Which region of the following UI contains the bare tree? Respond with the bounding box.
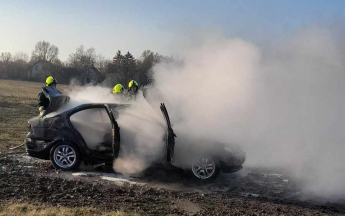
[95,54,110,73]
[0,52,12,63]
[67,45,97,70]
[0,52,30,80]
[31,41,59,63]
[13,52,29,62]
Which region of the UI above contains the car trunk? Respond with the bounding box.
[27,87,70,140]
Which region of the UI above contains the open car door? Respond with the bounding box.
[42,86,70,116]
[105,104,121,159]
[160,103,176,163]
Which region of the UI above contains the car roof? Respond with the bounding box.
[43,103,131,118]
[69,103,131,111]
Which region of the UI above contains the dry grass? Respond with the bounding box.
[0,202,139,216]
[0,79,69,152]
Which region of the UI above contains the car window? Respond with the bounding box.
[70,108,112,150]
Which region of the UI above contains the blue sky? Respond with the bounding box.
[0,0,344,60]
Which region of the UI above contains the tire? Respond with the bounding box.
[190,156,220,181]
[50,143,82,171]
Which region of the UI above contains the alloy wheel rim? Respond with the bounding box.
[53,145,76,168]
[192,157,216,179]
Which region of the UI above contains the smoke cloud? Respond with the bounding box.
[62,25,345,201]
[113,95,166,176]
[151,25,345,200]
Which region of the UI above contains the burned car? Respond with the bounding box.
[26,87,245,180]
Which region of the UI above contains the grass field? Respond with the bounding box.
[0,79,69,152]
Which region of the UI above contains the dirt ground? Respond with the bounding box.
[1,79,345,215]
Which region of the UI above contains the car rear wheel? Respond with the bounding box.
[50,143,81,171]
[191,156,220,180]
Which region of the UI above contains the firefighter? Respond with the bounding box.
[128,80,139,100]
[38,76,57,116]
[112,84,124,95]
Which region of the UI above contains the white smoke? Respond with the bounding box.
[60,25,345,200]
[151,26,345,200]
[153,37,259,143]
[113,95,166,176]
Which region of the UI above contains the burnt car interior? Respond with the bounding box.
[66,104,121,164]
[70,108,113,151]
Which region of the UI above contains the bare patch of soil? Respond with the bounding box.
[2,153,345,215]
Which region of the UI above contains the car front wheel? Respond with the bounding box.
[191,156,220,180]
[50,143,81,171]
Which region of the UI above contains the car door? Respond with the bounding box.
[160,103,176,163]
[104,104,121,159]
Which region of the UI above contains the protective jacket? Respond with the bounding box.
[38,91,50,110]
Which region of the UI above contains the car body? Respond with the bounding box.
[26,87,245,180]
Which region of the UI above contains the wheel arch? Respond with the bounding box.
[47,138,85,159]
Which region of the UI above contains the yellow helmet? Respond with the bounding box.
[113,84,124,94]
[128,80,138,88]
[46,76,57,86]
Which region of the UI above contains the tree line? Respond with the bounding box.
[0,40,174,87]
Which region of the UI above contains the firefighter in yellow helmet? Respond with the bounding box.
[38,76,57,116]
[128,80,138,92]
[112,84,124,94]
[127,80,139,100]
